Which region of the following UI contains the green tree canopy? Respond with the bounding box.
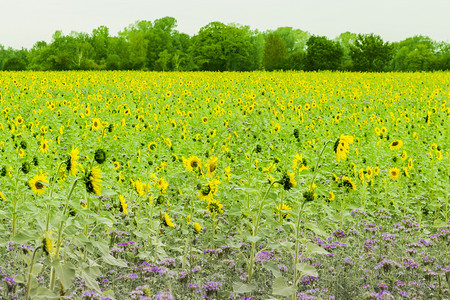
[305,36,343,71]
[350,34,393,72]
[263,33,287,71]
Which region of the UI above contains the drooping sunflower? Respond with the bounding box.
[119,195,128,215]
[389,167,400,180]
[84,166,102,195]
[389,140,403,150]
[29,170,49,195]
[327,191,335,202]
[339,176,356,191]
[66,146,80,176]
[42,233,54,257]
[279,172,297,191]
[206,156,218,177]
[194,222,202,233]
[164,212,176,228]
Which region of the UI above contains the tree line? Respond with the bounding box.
[1,16,449,72]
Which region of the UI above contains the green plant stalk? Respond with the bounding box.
[246,149,254,210]
[247,181,274,283]
[181,235,190,269]
[12,167,20,238]
[25,246,42,300]
[49,177,79,291]
[45,162,65,232]
[292,141,329,299]
[279,189,284,224]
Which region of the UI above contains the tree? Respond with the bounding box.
[305,36,343,71]
[405,44,435,71]
[263,33,287,71]
[2,57,27,70]
[190,22,253,71]
[350,34,393,72]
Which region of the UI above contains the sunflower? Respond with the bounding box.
[430,143,438,152]
[66,146,80,176]
[366,166,373,179]
[279,172,296,191]
[119,195,128,215]
[0,191,7,201]
[39,139,49,154]
[339,176,356,191]
[194,222,202,233]
[402,167,410,178]
[408,158,413,170]
[327,191,335,201]
[148,142,157,151]
[18,148,25,157]
[29,170,49,195]
[276,203,292,219]
[42,233,54,257]
[92,118,102,131]
[156,177,169,193]
[164,212,175,228]
[202,117,208,124]
[273,123,281,133]
[389,167,400,180]
[206,199,224,215]
[206,156,218,177]
[401,150,408,161]
[389,140,403,150]
[374,166,380,175]
[16,114,24,125]
[198,179,220,201]
[184,156,202,172]
[292,153,309,173]
[84,166,102,195]
[435,150,443,160]
[113,161,120,170]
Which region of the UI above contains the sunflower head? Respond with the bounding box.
[278,172,296,191]
[163,212,176,228]
[42,234,54,257]
[389,140,403,150]
[29,170,49,195]
[389,167,400,180]
[84,166,102,195]
[21,162,30,174]
[339,176,356,191]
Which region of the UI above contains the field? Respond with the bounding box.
[0,71,449,299]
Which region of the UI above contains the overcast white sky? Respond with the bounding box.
[1,0,449,49]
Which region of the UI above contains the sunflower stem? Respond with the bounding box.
[50,177,79,292]
[25,246,42,300]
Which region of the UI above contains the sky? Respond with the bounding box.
[1,0,449,49]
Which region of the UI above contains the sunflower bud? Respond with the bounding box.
[303,190,315,202]
[94,149,106,164]
[21,162,30,174]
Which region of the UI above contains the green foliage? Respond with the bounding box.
[2,57,27,70]
[350,34,393,72]
[305,36,343,71]
[263,33,287,71]
[190,22,253,71]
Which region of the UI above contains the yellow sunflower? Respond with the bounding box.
[119,195,128,215]
[67,146,80,176]
[184,156,202,172]
[164,212,176,228]
[39,139,50,154]
[389,167,400,180]
[85,166,102,195]
[206,156,218,177]
[92,118,102,131]
[29,170,49,195]
[389,140,403,150]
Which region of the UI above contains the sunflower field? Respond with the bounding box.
[0,71,449,299]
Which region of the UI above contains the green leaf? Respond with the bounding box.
[30,286,58,299]
[263,261,282,278]
[55,262,75,289]
[102,253,127,267]
[14,274,25,284]
[31,263,43,276]
[232,281,257,294]
[305,223,327,237]
[80,270,101,292]
[272,277,296,297]
[12,231,40,243]
[305,242,328,255]
[296,263,318,278]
